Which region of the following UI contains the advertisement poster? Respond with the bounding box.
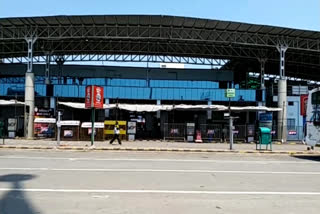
[85,86,104,109]
[34,123,55,137]
[300,94,308,116]
[88,128,97,136]
[93,86,104,109]
[85,86,92,109]
[63,130,73,138]
[8,118,17,131]
[127,122,136,134]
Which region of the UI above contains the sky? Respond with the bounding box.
[0,0,319,31]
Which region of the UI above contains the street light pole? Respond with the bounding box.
[228,97,233,150]
[91,107,95,146]
[57,111,61,146]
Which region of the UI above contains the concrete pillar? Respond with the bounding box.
[24,37,37,139]
[246,111,250,124]
[25,72,35,139]
[105,98,110,118]
[277,44,288,143]
[156,100,161,119]
[44,54,51,108]
[277,79,287,142]
[259,58,267,106]
[207,101,212,120]
[50,97,56,111]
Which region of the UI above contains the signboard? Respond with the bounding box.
[259,113,273,130]
[7,118,17,131]
[300,94,308,116]
[127,121,136,134]
[34,107,54,117]
[34,118,56,123]
[225,89,236,98]
[63,130,73,138]
[81,122,104,128]
[85,86,104,109]
[288,130,297,135]
[60,121,80,126]
[186,123,195,135]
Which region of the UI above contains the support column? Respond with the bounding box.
[259,58,267,106]
[56,56,65,84]
[24,37,37,139]
[44,53,51,108]
[156,100,161,119]
[257,58,267,129]
[105,98,110,118]
[277,45,288,143]
[207,101,212,120]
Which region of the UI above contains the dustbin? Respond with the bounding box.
[0,121,4,138]
[257,127,272,150]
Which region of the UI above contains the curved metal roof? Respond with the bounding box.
[0,15,319,78]
[1,15,319,39]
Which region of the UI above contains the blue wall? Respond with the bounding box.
[0,77,257,102]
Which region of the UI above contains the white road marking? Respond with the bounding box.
[0,156,317,164]
[91,195,110,199]
[0,167,319,175]
[0,188,319,195]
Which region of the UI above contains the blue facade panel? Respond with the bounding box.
[0,77,257,102]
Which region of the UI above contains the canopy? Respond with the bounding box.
[58,102,281,112]
[0,99,24,106]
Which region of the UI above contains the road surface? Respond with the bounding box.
[0,150,319,213]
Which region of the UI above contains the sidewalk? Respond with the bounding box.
[0,139,318,155]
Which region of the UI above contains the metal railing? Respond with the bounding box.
[163,123,186,141]
[163,123,304,143]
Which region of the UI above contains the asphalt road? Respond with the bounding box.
[0,150,319,214]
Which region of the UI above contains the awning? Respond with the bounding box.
[58,101,281,112]
[34,118,56,123]
[0,99,24,106]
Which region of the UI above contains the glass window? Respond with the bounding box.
[287,119,295,129]
[312,91,320,105]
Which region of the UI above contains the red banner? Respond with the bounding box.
[85,86,104,109]
[85,86,92,108]
[93,86,104,109]
[300,94,308,116]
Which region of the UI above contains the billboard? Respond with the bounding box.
[85,86,104,109]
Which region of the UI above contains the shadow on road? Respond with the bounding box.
[293,155,320,162]
[0,174,40,214]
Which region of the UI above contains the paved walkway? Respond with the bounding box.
[0,138,317,154]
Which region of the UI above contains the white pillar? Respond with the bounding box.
[105,98,110,118]
[44,54,51,108]
[24,37,37,139]
[25,72,35,139]
[277,45,288,143]
[278,79,287,142]
[157,100,161,119]
[207,101,212,120]
[259,58,267,106]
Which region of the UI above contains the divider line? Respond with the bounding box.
[0,167,319,175]
[0,156,317,164]
[0,188,319,195]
